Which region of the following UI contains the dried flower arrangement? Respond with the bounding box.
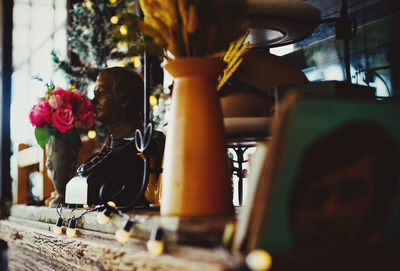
[137,0,249,59]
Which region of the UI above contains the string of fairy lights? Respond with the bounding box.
[52,201,272,270]
[53,202,166,256]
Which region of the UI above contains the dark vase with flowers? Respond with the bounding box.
[46,135,80,206]
[29,86,95,207]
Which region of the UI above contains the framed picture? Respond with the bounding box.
[234,92,400,260]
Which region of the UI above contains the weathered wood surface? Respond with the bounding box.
[0,218,230,271]
[10,205,236,246]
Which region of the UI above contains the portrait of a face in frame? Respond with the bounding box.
[256,98,400,258]
[289,121,399,253]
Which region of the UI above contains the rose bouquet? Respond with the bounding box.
[29,86,95,148]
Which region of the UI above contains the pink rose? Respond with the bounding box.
[53,87,68,99]
[77,97,94,112]
[76,97,95,129]
[78,111,95,129]
[29,98,52,126]
[48,95,63,109]
[84,115,94,129]
[67,89,82,103]
[51,103,74,133]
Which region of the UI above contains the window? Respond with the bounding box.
[11,0,67,190]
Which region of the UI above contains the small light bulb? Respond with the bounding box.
[53,217,63,235]
[66,218,77,238]
[118,41,128,51]
[149,95,158,107]
[53,226,62,235]
[87,130,96,139]
[118,60,125,67]
[245,249,272,271]
[147,227,164,255]
[96,206,114,225]
[115,229,130,243]
[147,240,164,256]
[130,56,142,68]
[109,0,117,3]
[115,220,134,243]
[222,222,235,247]
[120,25,128,35]
[85,1,93,8]
[110,16,119,24]
[66,227,77,238]
[96,212,110,225]
[107,201,116,208]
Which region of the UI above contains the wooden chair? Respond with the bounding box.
[14,138,99,205]
[14,144,53,204]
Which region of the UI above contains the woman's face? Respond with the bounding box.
[93,73,122,125]
[292,155,376,251]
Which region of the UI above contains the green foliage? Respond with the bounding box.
[111,9,164,59]
[51,52,100,90]
[34,126,51,149]
[53,0,162,90]
[35,125,82,149]
[67,0,120,68]
[53,0,127,88]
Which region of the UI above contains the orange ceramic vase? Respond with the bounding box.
[161,58,234,216]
